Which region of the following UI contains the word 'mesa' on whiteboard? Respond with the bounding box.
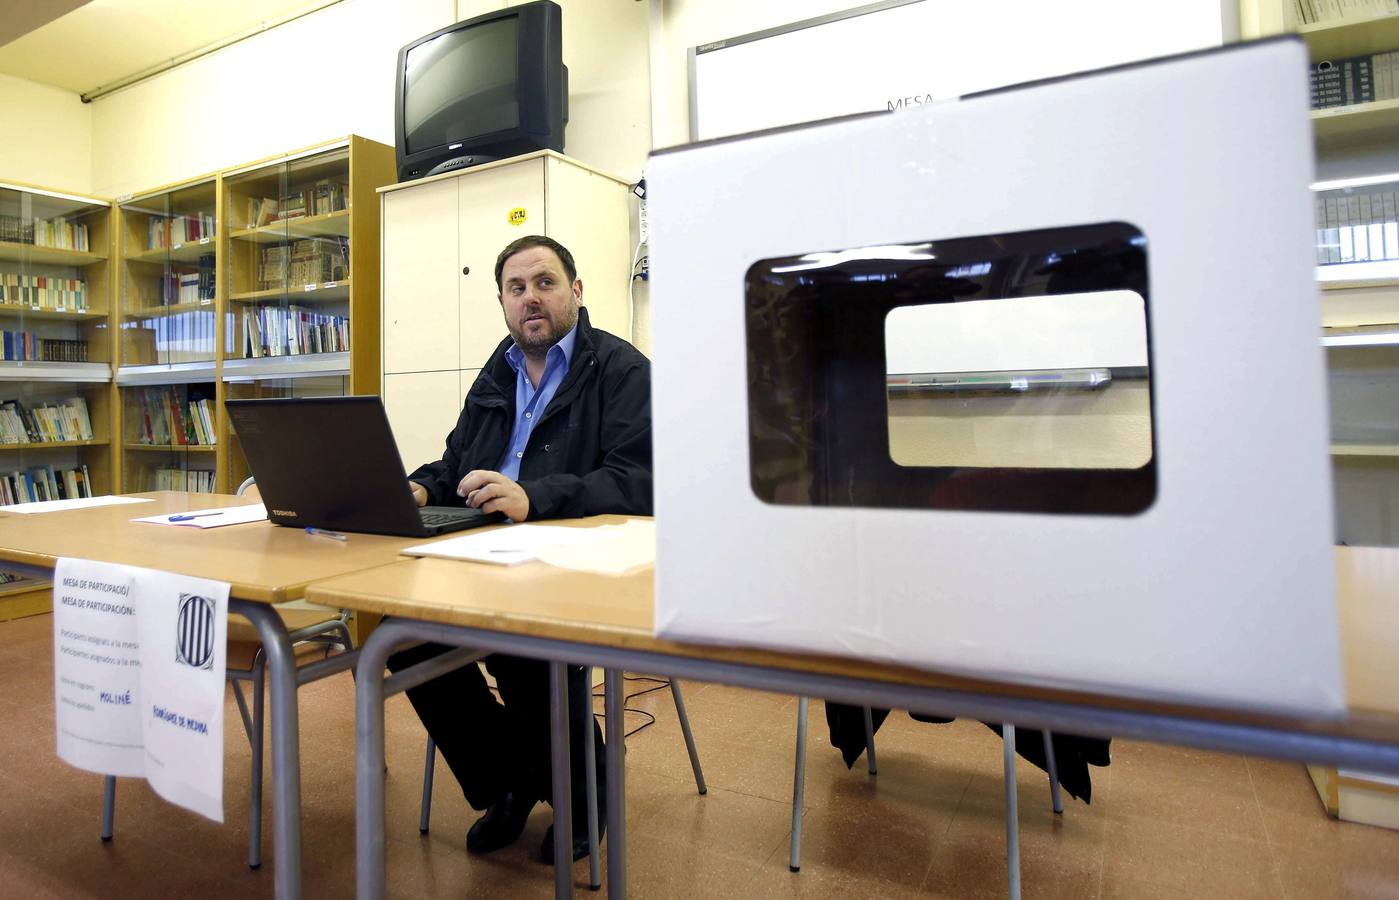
[690,0,1227,142]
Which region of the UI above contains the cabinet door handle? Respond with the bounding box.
[462,266,470,276]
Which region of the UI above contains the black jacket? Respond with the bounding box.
[408,307,653,519]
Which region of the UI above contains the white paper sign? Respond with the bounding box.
[53,559,229,822]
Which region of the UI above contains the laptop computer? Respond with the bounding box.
[224,396,502,537]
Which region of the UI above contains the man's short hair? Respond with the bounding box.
[494,235,577,290]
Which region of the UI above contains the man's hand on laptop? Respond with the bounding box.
[409,482,429,507]
[458,470,530,522]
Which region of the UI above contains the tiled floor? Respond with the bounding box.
[2,610,1398,898]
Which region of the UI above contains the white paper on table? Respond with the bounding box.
[131,503,267,529]
[402,523,617,566]
[535,520,657,575]
[52,558,228,823]
[2,495,154,514]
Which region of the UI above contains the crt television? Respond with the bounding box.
[394,0,568,183]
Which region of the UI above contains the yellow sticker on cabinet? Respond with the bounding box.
[508,207,528,226]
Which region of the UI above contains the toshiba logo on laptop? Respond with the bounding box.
[271,509,298,518]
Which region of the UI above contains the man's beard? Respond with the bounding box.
[510,304,578,355]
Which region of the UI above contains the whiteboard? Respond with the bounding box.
[690,0,1228,142]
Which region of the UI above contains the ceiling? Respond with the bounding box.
[0,0,338,97]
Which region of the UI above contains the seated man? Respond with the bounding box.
[389,234,652,862]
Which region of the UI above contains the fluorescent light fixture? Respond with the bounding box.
[1311,172,1399,192]
[1321,330,1399,347]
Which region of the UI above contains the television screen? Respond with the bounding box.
[403,17,519,156]
[394,0,566,183]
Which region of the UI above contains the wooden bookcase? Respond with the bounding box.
[0,181,118,506]
[109,136,394,494]
[1243,0,1399,829]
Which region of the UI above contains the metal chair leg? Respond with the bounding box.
[1043,730,1063,815]
[789,697,808,872]
[101,775,116,842]
[670,680,707,794]
[1004,724,1021,900]
[419,738,436,834]
[249,655,265,870]
[862,706,878,775]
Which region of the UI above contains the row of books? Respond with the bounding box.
[126,309,216,362]
[1,333,89,363]
[1310,52,1399,109]
[128,387,216,447]
[1314,189,1399,264]
[243,304,350,358]
[1,465,95,505]
[0,215,92,250]
[245,179,349,227]
[256,238,349,291]
[0,397,95,444]
[1292,0,1398,25]
[145,467,214,493]
[0,272,88,311]
[146,213,214,251]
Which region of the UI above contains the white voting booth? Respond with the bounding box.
[649,38,1346,715]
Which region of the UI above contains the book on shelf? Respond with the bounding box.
[0,272,88,310]
[1,332,88,363]
[148,467,214,493]
[146,212,215,251]
[1315,184,1399,265]
[1307,48,1399,110]
[245,179,348,229]
[255,238,349,290]
[1,464,95,504]
[129,387,215,447]
[0,214,90,250]
[243,303,349,358]
[1293,0,1399,26]
[0,396,94,444]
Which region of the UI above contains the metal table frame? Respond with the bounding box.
[7,558,353,900]
[354,617,1399,900]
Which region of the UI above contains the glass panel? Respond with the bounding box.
[120,181,217,366]
[223,375,349,488]
[224,148,351,361]
[884,291,1151,470]
[1,380,112,502]
[122,382,217,492]
[1,186,112,365]
[1328,344,1399,547]
[1314,177,1399,287]
[745,222,1155,516]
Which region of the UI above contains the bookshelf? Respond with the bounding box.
[1244,0,1399,831]
[219,136,394,492]
[0,182,117,513]
[107,136,393,494]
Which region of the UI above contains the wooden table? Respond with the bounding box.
[0,491,443,900]
[305,520,1399,900]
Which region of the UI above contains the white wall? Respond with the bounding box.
[0,73,92,194]
[88,0,651,197]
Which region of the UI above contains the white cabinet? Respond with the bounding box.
[380,151,634,469]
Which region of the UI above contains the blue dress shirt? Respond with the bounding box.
[496,322,579,481]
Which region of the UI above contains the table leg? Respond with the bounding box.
[604,668,626,899]
[550,663,574,898]
[354,624,396,900]
[230,599,301,900]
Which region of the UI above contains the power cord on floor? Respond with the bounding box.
[593,674,671,739]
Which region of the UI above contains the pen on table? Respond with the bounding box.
[305,527,348,542]
[168,512,222,522]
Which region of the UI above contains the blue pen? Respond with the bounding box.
[168,512,221,522]
[306,527,348,542]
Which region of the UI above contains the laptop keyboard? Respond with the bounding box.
[420,508,490,527]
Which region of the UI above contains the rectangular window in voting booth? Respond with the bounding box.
[745,221,1154,515]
